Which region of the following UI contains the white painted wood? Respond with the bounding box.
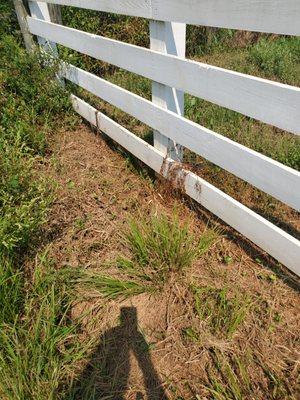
[30,0,300,36]
[63,64,300,211]
[13,0,36,52]
[27,18,300,135]
[150,21,186,161]
[28,1,58,56]
[71,94,300,276]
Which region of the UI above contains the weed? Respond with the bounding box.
[0,0,18,37]
[191,286,250,338]
[206,350,251,400]
[74,218,86,231]
[205,349,292,400]
[223,256,233,265]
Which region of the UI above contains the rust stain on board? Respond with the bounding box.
[160,157,203,199]
[160,158,188,192]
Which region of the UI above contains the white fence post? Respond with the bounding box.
[150,21,186,162]
[28,1,58,56]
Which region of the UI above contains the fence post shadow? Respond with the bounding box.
[67,307,168,400]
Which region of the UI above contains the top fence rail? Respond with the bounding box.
[31,0,300,36]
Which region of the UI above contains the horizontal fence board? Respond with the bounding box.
[63,64,300,211]
[31,0,300,35]
[71,94,300,276]
[28,17,300,134]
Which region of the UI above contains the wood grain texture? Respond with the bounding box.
[30,0,300,35]
[13,0,36,52]
[71,94,300,276]
[63,64,300,211]
[28,18,300,135]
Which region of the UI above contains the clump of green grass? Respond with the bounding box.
[117,212,218,288]
[0,160,49,257]
[187,286,250,339]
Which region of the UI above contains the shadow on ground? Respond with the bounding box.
[66,307,168,400]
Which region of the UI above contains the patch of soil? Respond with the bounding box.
[41,123,299,399]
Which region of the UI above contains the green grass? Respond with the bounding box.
[68,268,149,299]
[0,258,24,326]
[184,94,300,171]
[205,350,291,400]
[0,34,75,260]
[249,37,300,86]
[187,286,250,339]
[59,9,300,180]
[207,353,247,400]
[0,261,94,400]
[73,61,299,171]
[116,212,218,288]
[1,4,299,398]
[0,5,82,398]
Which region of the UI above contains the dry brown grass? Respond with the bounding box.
[36,122,300,399]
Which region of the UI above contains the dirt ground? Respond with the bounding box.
[41,123,299,399]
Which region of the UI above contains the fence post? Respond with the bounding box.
[48,4,62,25]
[27,1,58,56]
[13,0,36,52]
[150,21,186,162]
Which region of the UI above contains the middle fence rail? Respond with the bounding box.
[26,0,300,276]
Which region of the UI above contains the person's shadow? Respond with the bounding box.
[66,307,168,400]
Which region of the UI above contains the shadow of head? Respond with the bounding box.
[120,306,138,329]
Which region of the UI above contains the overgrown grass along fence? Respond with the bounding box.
[21,0,300,276]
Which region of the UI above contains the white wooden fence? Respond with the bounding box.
[23,0,300,276]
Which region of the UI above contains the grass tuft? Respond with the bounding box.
[206,350,250,400]
[67,268,149,300]
[117,212,218,288]
[190,286,250,339]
